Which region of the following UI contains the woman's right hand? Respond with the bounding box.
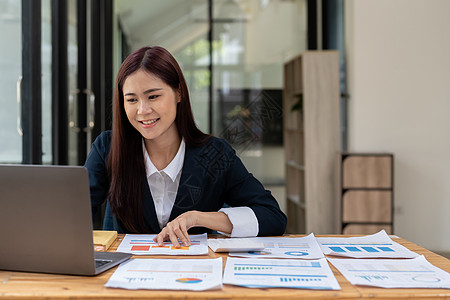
[153,210,233,247]
[153,211,199,247]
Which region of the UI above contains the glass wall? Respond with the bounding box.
[114,0,307,211]
[114,0,210,132]
[68,0,78,165]
[42,0,52,164]
[0,0,53,164]
[211,0,306,194]
[0,0,22,163]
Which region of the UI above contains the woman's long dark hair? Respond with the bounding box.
[108,46,210,232]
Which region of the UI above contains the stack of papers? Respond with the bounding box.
[105,258,222,291]
[317,230,418,258]
[223,257,340,290]
[227,233,324,259]
[116,233,208,256]
[106,230,450,291]
[208,238,265,253]
[328,255,450,289]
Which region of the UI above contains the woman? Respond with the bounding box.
[85,46,286,247]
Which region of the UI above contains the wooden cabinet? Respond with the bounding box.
[283,51,341,234]
[339,153,394,234]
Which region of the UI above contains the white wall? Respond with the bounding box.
[345,0,450,252]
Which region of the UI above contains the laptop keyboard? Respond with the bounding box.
[95,259,112,268]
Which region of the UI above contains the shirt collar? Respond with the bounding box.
[142,138,185,182]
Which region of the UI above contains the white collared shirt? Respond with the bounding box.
[142,139,258,237]
[143,139,185,230]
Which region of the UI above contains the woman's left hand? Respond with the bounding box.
[153,211,199,248]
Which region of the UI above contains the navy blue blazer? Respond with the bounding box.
[84,131,287,235]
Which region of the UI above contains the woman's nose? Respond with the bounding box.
[137,99,153,114]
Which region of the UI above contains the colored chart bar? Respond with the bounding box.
[345,247,362,252]
[280,277,323,282]
[378,247,395,252]
[131,245,151,251]
[171,246,190,250]
[234,266,272,271]
[329,247,346,253]
[361,247,379,252]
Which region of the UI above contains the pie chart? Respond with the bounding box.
[284,251,308,256]
[176,278,203,284]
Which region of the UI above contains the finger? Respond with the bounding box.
[173,223,190,246]
[168,229,181,248]
[183,231,191,246]
[178,219,192,246]
[153,228,167,246]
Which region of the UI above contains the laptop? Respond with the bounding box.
[0,164,131,276]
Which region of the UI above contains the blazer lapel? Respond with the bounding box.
[170,145,204,220]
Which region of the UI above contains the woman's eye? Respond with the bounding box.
[149,95,159,100]
[126,98,137,103]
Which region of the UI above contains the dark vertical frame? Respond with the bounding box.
[103,0,113,132]
[390,154,394,234]
[91,0,113,229]
[22,0,42,164]
[307,0,317,50]
[322,0,347,151]
[51,0,68,165]
[77,0,88,165]
[91,0,113,141]
[208,0,213,134]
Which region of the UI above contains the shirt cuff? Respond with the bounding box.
[218,206,259,237]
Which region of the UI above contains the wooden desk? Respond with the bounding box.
[1,235,449,299]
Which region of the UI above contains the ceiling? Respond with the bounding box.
[115,0,209,52]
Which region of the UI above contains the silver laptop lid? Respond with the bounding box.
[0,164,97,275]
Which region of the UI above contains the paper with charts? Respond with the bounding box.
[223,257,340,290]
[105,258,222,291]
[227,233,324,259]
[328,255,450,289]
[117,233,208,255]
[316,230,418,258]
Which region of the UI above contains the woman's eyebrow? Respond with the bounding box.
[143,88,163,94]
[124,88,162,97]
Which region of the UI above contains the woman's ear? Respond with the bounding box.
[177,88,182,103]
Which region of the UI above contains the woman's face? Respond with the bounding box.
[123,69,180,143]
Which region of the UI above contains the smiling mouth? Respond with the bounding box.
[140,118,159,125]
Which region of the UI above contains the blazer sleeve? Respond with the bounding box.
[84,131,111,217]
[221,141,287,236]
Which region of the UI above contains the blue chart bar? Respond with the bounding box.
[378,247,395,252]
[280,277,323,282]
[361,247,379,252]
[345,247,362,252]
[310,262,320,267]
[130,240,154,243]
[329,247,346,253]
[330,247,347,252]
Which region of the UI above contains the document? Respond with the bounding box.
[317,230,418,258]
[208,238,265,252]
[223,257,340,290]
[105,258,223,291]
[228,233,325,259]
[328,255,450,289]
[117,233,208,255]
